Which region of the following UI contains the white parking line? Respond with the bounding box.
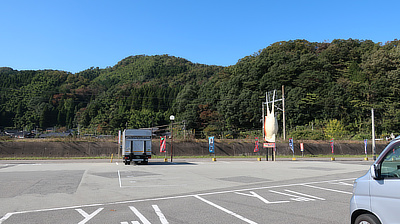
[76,208,104,224]
[235,191,290,204]
[302,184,353,194]
[118,170,122,188]
[152,205,169,224]
[284,189,325,200]
[194,195,258,224]
[330,181,354,186]
[129,206,151,224]
[0,178,355,223]
[269,189,325,202]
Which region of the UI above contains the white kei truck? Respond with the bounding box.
[122,129,152,165]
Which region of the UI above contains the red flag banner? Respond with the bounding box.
[160,136,166,152]
[254,137,259,152]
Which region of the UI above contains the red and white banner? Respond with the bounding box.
[263,142,276,148]
[160,136,166,152]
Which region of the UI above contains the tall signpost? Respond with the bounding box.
[170,115,175,163]
[330,138,335,161]
[282,85,286,141]
[372,108,376,160]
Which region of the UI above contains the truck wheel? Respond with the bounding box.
[142,160,148,165]
[355,214,381,224]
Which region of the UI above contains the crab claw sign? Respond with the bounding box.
[264,93,278,143]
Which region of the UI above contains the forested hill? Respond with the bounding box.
[1,39,400,140]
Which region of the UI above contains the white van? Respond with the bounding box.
[350,139,400,224]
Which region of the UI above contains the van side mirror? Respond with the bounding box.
[370,164,381,179]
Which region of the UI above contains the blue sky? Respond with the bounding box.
[1,0,399,73]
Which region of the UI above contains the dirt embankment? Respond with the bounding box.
[0,140,388,157]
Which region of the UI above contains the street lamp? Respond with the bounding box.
[170,115,175,162]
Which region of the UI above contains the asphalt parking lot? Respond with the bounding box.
[0,158,372,224]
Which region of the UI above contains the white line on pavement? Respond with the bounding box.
[284,189,325,200]
[234,191,290,204]
[118,170,122,188]
[330,181,354,186]
[194,195,258,224]
[152,205,169,224]
[0,177,356,223]
[302,184,353,194]
[129,206,151,224]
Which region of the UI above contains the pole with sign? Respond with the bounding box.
[170,115,175,163]
[330,138,335,161]
[118,130,122,158]
[209,136,216,161]
[263,142,276,161]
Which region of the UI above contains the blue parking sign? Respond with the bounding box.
[289,138,294,153]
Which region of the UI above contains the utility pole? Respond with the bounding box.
[170,115,175,163]
[371,108,376,160]
[262,103,264,139]
[282,85,286,140]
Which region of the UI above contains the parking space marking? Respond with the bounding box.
[330,181,354,186]
[234,191,290,204]
[118,170,122,187]
[0,178,356,223]
[120,205,169,224]
[152,205,169,224]
[0,203,105,224]
[129,206,151,224]
[194,195,258,224]
[302,184,353,194]
[269,190,325,202]
[76,208,104,224]
[284,189,325,200]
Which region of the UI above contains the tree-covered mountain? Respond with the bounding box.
[1,39,400,140]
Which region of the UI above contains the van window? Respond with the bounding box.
[381,144,400,179]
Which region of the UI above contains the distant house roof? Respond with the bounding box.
[4,130,18,135]
[39,132,72,138]
[12,131,35,138]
